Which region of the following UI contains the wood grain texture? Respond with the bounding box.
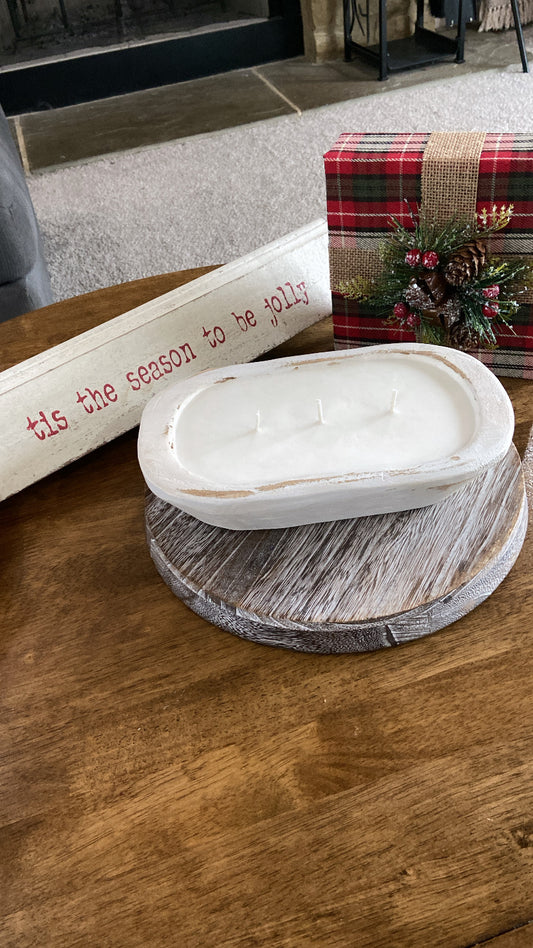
[145,447,527,652]
[478,926,533,947]
[1,274,532,948]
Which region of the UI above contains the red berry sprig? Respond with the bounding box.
[405,249,421,267]
[405,248,440,269]
[393,301,409,319]
[391,302,420,330]
[482,284,500,299]
[421,250,439,269]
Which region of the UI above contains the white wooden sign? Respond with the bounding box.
[0,219,331,501]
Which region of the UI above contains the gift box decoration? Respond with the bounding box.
[324,131,533,378]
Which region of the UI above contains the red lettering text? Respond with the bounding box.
[76,384,116,413]
[26,409,69,440]
[125,343,197,390]
[233,310,257,331]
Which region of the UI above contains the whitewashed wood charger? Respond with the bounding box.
[145,444,527,653]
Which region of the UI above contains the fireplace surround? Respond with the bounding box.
[0,0,411,114]
[0,1,303,112]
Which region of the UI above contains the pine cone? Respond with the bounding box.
[405,276,454,324]
[439,295,462,329]
[405,278,434,314]
[444,240,487,286]
[447,320,482,351]
[422,270,449,305]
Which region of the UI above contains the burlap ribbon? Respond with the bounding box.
[421,130,486,225]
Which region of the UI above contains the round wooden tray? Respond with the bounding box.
[145,446,527,654]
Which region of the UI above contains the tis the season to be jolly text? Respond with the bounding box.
[26,281,309,442]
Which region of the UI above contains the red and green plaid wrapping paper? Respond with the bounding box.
[324,131,533,378]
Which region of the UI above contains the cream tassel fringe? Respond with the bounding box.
[478,0,533,30]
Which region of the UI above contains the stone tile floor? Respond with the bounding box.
[9,22,533,174]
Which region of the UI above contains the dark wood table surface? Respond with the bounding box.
[1,269,532,948]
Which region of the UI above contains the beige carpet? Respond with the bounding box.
[28,69,533,302]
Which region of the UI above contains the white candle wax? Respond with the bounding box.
[174,355,476,488]
[138,344,514,530]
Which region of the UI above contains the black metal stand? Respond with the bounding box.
[510,0,530,71]
[344,0,529,79]
[344,0,466,80]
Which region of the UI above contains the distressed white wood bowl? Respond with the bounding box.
[138,343,514,530]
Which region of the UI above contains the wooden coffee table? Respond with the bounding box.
[1,270,532,947]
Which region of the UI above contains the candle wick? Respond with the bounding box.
[316,398,325,425]
[255,410,262,433]
[390,389,399,414]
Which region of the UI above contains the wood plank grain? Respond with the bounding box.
[0,275,532,948]
[474,925,533,947]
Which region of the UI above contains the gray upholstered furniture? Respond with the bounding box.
[0,105,53,322]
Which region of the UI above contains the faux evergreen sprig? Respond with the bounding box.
[337,204,533,350]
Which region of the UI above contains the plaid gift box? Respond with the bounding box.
[324,131,533,378]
